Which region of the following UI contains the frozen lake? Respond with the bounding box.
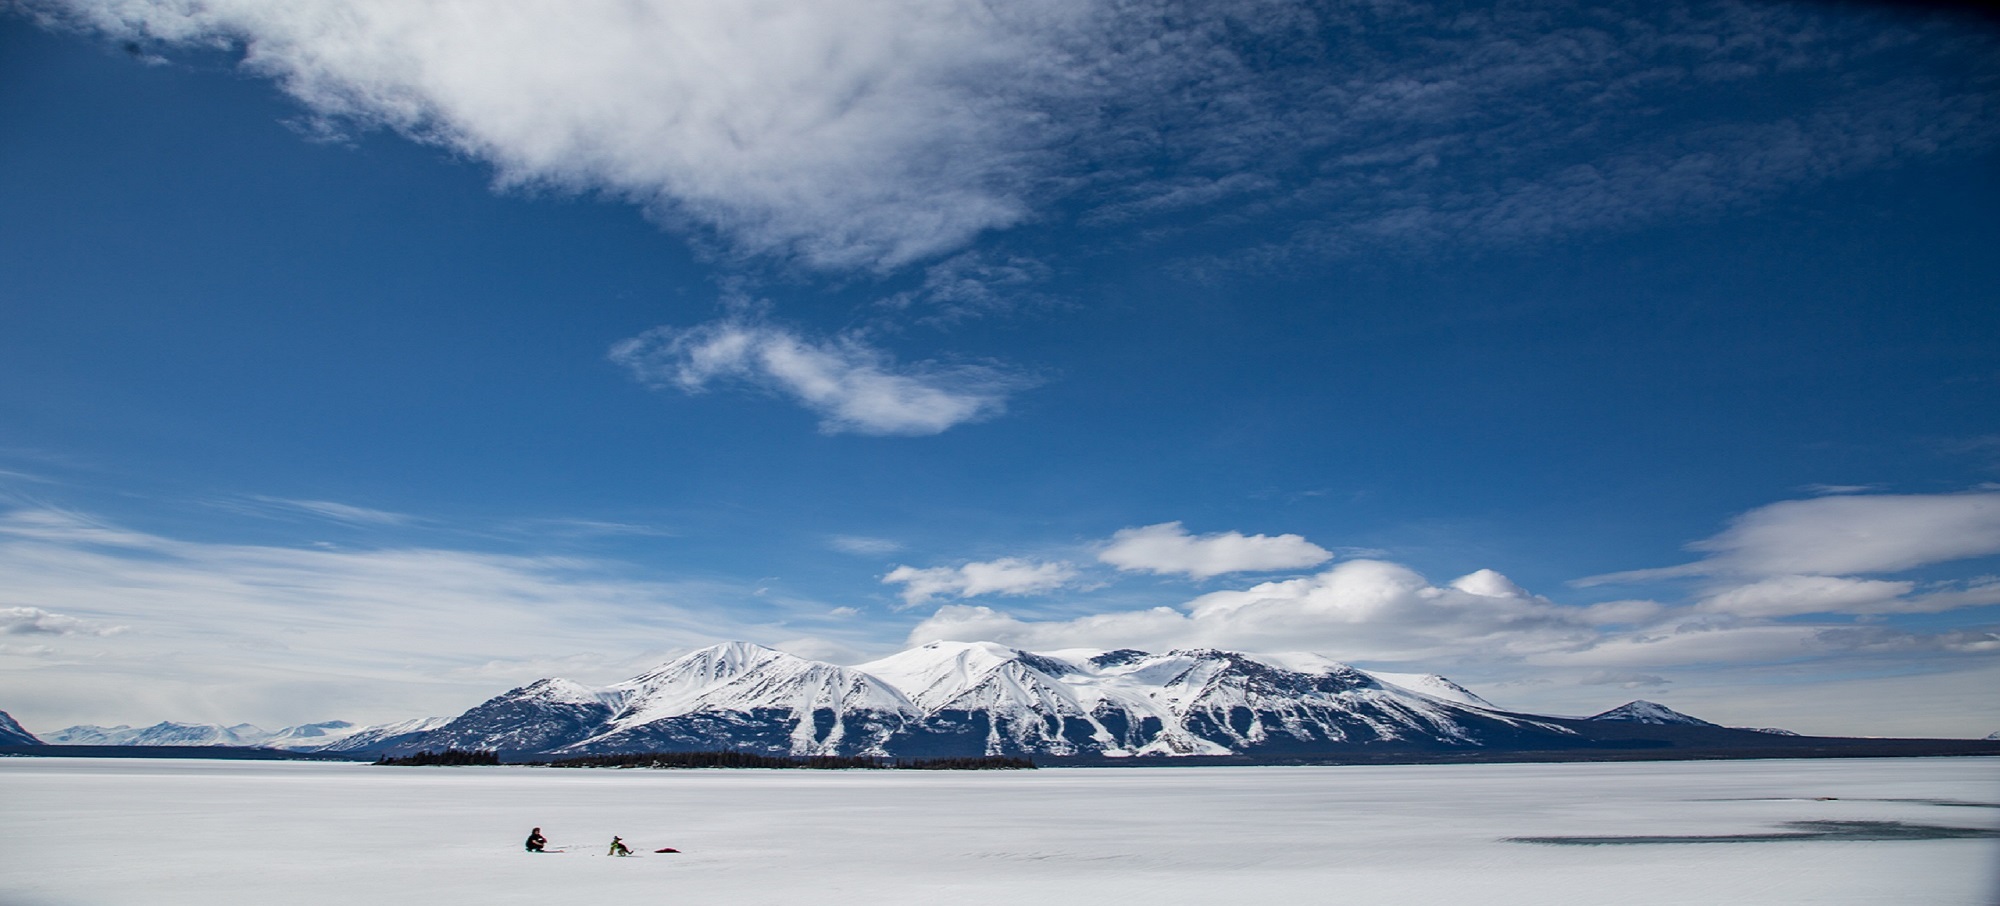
[3,756,1995,905]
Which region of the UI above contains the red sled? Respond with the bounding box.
[654,847,681,853]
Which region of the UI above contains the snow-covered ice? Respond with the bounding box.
[1,756,1994,905]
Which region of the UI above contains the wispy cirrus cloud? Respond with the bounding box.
[828,535,905,557]
[0,507,790,725]
[246,496,412,526]
[610,318,1027,435]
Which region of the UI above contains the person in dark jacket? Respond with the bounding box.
[525,828,547,852]
[608,835,632,856]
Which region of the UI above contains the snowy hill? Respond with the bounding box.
[1586,700,1719,727]
[0,710,41,746]
[388,640,1577,759]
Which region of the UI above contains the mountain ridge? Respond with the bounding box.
[382,641,1596,759]
[23,641,1978,760]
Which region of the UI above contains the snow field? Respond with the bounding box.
[0,756,1994,905]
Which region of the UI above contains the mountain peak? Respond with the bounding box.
[1588,700,1718,727]
[0,709,41,746]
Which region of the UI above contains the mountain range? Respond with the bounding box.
[9,641,1991,760]
[33,716,449,753]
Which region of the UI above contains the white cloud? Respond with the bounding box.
[827,535,904,557]
[1695,575,1915,618]
[610,319,1024,435]
[1690,492,2000,576]
[883,558,1077,607]
[1097,521,1331,579]
[0,606,125,637]
[1582,492,2000,583]
[33,0,1096,272]
[1448,568,1529,599]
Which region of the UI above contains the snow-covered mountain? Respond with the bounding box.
[259,721,358,750]
[26,643,1772,760]
[48,721,278,747]
[420,642,917,757]
[855,641,1569,757]
[44,717,448,752]
[389,640,1580,759]
[310,716,453,753]
[1586,700,1719,727]
[0,709,41,746]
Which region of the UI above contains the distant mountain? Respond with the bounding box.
[310,716,452,753]
[1586,700,1719,727]
[0,710,42,746]
[384,640,1582,759]
[258,720,358,749]
[1734,726,1800,736]
[1986,730,2000,741]
[49,721,275,747]
[43,717,448,753]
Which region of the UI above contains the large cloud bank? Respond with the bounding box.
[30,0,2000,273]
[34,0,1091,271]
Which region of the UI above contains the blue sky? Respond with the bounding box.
[2,0,1998,737]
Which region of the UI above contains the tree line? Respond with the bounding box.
[375,748,501,766]
[535,751,1034,770]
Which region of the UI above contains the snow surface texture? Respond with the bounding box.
[1,757,1993,905]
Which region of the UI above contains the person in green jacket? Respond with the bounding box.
[608,835,632,856]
